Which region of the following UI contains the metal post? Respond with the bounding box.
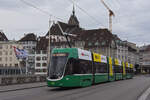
[127,42,128,62]
[106,47,107,56]
[109,44,110,57]
[140,65,142,74]
[117,45,118,59]
[26,58,28,75]
[47,18,52,72]
[18,59,23,75]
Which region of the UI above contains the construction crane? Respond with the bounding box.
[100,0,115,33]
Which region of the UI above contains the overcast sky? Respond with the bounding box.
[0,0,149,46]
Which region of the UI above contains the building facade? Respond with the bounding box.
[139,45,150,73]
[0,41,23,67]
[35,37,48,75]
[35,50,47,75]
[0,41,25,75]
[19,33,37,74]
[127,42,139,65]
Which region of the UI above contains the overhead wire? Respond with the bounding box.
[67,0,105,28]
[19,0,65,22]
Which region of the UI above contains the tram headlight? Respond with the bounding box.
[66,78,70,80]
[51,82,55,85]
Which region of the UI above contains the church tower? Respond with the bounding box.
[68,5,79,26]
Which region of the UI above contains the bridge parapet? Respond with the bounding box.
[0,75,46,86]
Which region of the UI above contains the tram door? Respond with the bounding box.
[92,53,108,84]
[122,62,126,79]
[91,53,95,85]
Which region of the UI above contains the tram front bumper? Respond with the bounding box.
[47,80,64,87]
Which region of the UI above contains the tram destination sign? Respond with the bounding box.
[52,53,68,57]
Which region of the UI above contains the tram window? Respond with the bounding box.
[95,62,108,73]
[126,68,130,73]
[130,68,133,73]
[125,68,128,73]
[78,60,92,74]
[65,59,92,75]
[114,66,122,73]
[128,68,131,73]
[120,67,122,73]
[128,69,130,73]
[132,68,134,73]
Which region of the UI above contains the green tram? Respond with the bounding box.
[47,48,134,87]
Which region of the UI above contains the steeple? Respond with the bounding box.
[73,4,75,16]
[68,4,79,26]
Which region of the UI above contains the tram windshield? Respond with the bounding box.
[48,53,68,79]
